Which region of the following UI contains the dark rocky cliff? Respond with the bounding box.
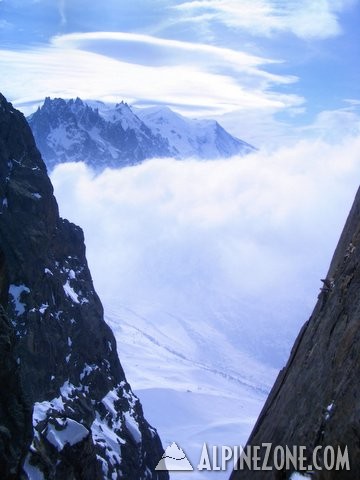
[0,93,168,479]
[230,188,360,479]
[0,307,31,479]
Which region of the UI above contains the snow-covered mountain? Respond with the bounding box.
[27,98,255,170]
[133,105,255,159]
[27,97,172,170]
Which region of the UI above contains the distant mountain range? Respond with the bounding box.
[27,97,255,170]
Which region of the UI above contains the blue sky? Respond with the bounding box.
[1,0,359,145]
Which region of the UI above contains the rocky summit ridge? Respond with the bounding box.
[0,93,168,479]
[230,187,360,479]
[27,97,172,170]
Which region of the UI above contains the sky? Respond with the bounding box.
[1,0,360,146]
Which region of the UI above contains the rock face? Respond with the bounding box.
[27,98,255,171]
[0,93,168,479]
[230,188,360,479]
[0,307,32,479]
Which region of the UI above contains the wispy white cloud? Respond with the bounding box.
[173,0,356,39]
[1,31,303,118]
[52,31,267,66]
[0,19,13,30]
[58,0,66,26]
[51,31,294,83]
[216,100,360,148]
[344,98,360,106]
[214,107,300,148]
[299,107,360,141]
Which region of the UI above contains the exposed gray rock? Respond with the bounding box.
[230,188,360,479]
[0,93,168,479]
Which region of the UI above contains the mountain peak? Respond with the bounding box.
[43,96,66,109]
[0,92,13,111]
[115,100,129,108]
[74,96,84,105]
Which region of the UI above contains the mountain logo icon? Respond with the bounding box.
[155,442,194,471]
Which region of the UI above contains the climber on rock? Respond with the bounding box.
[320,278,334,293]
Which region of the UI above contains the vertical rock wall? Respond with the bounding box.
[0,93,168,479]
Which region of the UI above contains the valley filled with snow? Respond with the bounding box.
[51,137,360,477]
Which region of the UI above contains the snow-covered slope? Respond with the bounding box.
[134,105,255,159]
[27,98,255,171]
[102,294,274,479]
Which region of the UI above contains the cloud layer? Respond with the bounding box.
[50,134,360,367]
[0,31,302,118]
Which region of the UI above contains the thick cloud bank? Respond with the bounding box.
[51,136,360,368]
